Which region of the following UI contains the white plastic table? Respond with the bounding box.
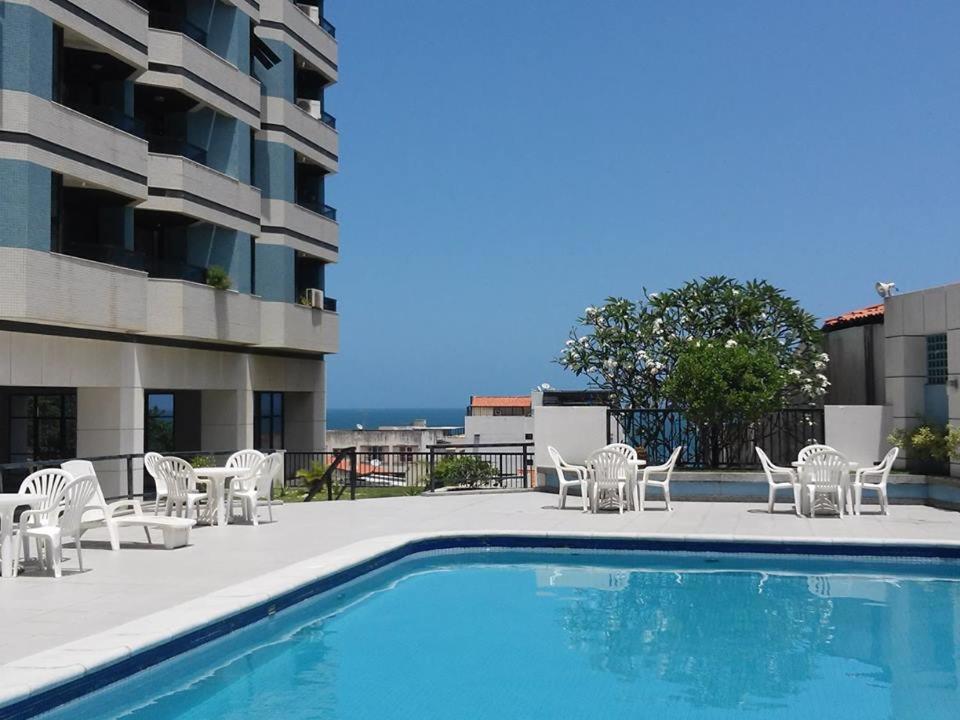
[0,493,45,578]
[791,461,859,516]
[193,467,242,527]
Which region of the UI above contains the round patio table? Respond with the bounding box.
[791,460,859,516]
[193,467,243,527]
[0,493,45,578]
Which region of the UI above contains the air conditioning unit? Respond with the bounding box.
[306,288,324,309]
[295,98,323,120]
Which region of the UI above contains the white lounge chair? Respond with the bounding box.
[853,447,898,515]
[61,460,150,551]
[17,469,73,565]
[803,449,848,518]
[143,451,167,515]
[227,453,282,525]
[586,448,628,514]
[547,446,589,511]
[20,476,98,577]
[755,447,800,516]
[637,446,682,511]
[159,457,207,521]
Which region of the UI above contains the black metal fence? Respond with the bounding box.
[608,408,825,469]
[285,443,534,494]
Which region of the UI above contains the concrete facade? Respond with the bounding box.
[0,1,341,488]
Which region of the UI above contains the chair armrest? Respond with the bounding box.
[769,465,798,481]
[561,463,587,480]
[18,508,52,526]
[642,462,672,479]
[105,499,144,518]
[854,466,884,483]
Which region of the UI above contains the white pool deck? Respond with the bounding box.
[1,492,959,707]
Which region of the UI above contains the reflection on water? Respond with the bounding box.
[554,565,960,713]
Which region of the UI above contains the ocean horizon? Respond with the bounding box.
[327,408,464,430]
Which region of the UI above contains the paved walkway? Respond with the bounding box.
[1,492,959,665]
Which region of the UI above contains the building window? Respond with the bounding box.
[927,334,947,385]
[9,392,77,463]
[254,392,284,450]
[145,392,175,453]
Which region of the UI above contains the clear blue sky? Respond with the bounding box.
[325,0,960,409]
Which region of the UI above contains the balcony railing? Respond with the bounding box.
[66,102,145,138]
[149,10,207,46]
[320,17,336,37]
[145,257,207,284]
[146,135,207,165]
[320,110,337,129]
[60,242,207,284]
[295,198,337,221]
[323,296,337,312]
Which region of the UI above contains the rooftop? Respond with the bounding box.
[822,303,885,331]
[470,395,532,408]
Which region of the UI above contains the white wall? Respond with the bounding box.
[824,405,892,467]
[533,405,609,469]
[463,414,533,452]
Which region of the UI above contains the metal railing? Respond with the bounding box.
[320,110,337,129]
[295,198,338,222]
[320,17,336,37]
[608,407,825,469]
[66,102,145,137]
[149,10,208,46]
[285,443,534,495]
[465,406,531,417]
[147,135,208,165]
[322,296,338,312]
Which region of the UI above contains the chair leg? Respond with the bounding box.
[880,487,889,515]
[267,496,274,523]
[558,484,567,510]
[854,485,862,516]
[49,537,62,578]
[618,485,624,514]
[250,497,260,526]
[663,484,672,511]
[106,522,120,552]
[143,526,153,544]
[809,486,816,518]
[768,485,776,513]
[75,537,84,572]
[580,481,590,512]
[792,484,801,517]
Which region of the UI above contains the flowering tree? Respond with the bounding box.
[558,276,829,411]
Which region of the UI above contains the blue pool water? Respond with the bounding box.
[39,550,960,719]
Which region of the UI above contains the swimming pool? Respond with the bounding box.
[25,543,960,719]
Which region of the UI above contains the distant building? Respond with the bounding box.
[823,282,960,476]
[326,419,464,457]
[464,395,535,449]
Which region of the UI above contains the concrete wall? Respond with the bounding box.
[824,323,885,405]
[464,414,533,452]
[824,405,892,466]
[884,284,960,476]
[533,405,609,484]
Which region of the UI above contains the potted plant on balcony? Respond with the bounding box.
[205,265,232,291]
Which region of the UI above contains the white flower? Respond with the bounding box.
[565,339,575,347]
[579,336,590,345]
[585,306,597,317]
[725,339,738,348]
[819,353,830,362]
[788,368,802,377]
[648,292,659,300]
[732,289,740,296]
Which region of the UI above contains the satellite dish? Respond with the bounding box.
[355,424,363,430]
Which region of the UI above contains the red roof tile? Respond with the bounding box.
[470,395,531,408]
[822,303,884,331]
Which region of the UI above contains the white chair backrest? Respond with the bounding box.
[259,453,283,496]
[55,476,99,537]
[157,457,197,502]
[547,446,570,475]
[587,448,628,489]
[798,444,836,463]
[755,447,778,485]
[144,452,166,494]
[19,469,73,500]
[604,443,638,462]
[874,447,899,483]
[61,459,110,516]
[660,446,683,481]
[227,449,265,473]
[804,450,848,486]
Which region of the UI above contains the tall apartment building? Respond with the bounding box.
[0,0,339,494]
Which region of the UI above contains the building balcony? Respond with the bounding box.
[223,0,260,22]
[0,247,147,333]
[0,90,148,200]
[44,0,149,70]
[139,29,261,126]
[258,301,339,354]
[260,96,338,173]
[260,198,339,262]
[140,153,261,235]
[258,0,338,83]
[146,279,262,345]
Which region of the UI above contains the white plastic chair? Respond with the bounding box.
[547,446,589,511]
[853,447,899,515]
[586,448,628,514]
[144,452,167,515]
[803,449,848,518]
[158,457,207,521]
[227,453,281,525]
[226,449,265,476]
[17,469,73,565]
[61,460,150,551]
[637,446,682,511]
[20,476,98,577]
[797,444,837,463]
[755,447,800,516]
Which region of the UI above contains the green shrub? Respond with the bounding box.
[190,455,216,468]
[205,265,232,290]
[432,455,498,489]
